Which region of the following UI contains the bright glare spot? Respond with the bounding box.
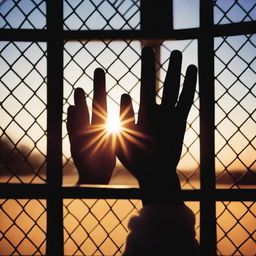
[105,116,121,134]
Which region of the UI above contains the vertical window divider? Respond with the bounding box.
[46,0,64,255]
[199,1,216,256]
[141,0,173,33]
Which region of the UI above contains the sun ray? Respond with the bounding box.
[83,129,106,150]
[110,133,117,152]
[92,101,108,122]
[90,132,110,156]
[120,130,146,149]
[120,104,134,120]
[121,127,150,140]
[77,125,104,135]
[117,132,129,156]
[120,117,135,128]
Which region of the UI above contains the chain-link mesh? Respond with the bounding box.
[214,34,256,188]
[0,0,46,29]
[63,199,141,256]
[63,199,200,256]
[62,39,200,189]
[216,201,256,255]
[0,41,47,183]
[214,0,256,25]
[63,0,140,30]
[0,199,46,255]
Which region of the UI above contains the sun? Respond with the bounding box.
[105,116,121,134]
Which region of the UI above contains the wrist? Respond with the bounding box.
[140,186,184,206]
[139,171,183,206]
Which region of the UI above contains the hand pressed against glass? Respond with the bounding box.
[117,46,197,204]
[67,68,115,184]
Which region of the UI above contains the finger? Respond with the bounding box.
[176,65,197,121]
[67,105,77,136]
[92,68,107,125]
[161,50,182,108]
[74,87,89,124]
[117,94,135,167]
[120,94,135,128]
[138,46,156,123]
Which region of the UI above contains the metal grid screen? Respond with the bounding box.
[215,34,256,188]
[0,0,255,256]
[0,41,47,184]
[0,199,46,255]
[63,0,140,30]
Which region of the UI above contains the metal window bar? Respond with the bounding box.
[199,1,216,255]
[0,0,256,256]
[46,1,63,255]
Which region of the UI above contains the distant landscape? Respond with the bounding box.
[1,136,255,187]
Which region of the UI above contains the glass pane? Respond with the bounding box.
[0,41,47,183]
[216,201,256,255]
[0,0,46,29]
[0,199,46,255]
[214,34,256,188]
[214,0,256,25]
[63,0,140,30]
[173,0,199,29]
[63,199,199,256]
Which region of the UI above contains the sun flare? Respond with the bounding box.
[105,116,121,134]
[84,105,148,156]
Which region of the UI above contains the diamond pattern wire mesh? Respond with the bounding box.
[214,34,256,188]
[214,0,256,25]
[63,0,140,30]
[63,199,200,256]
[0,0,46,29]
[63,199,142,256]
[0,199,46,255]
[216,201,256,256]
[0,41,47,183]
[62,39,200,189]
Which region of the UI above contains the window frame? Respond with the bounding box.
[0,1,255,255]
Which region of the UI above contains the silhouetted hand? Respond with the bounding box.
[67,68,115,184]
[117,46,197,205]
